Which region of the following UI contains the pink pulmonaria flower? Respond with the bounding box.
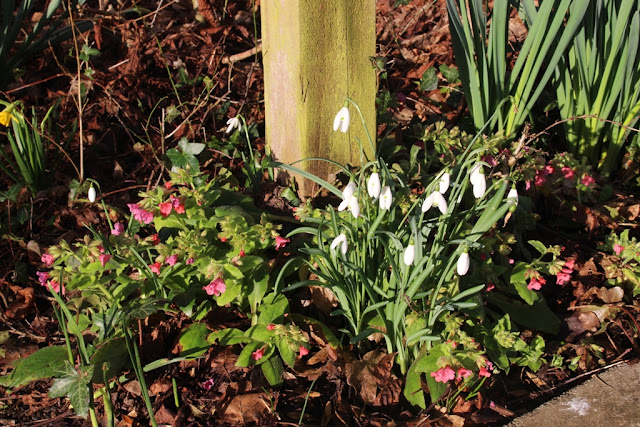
[299,346,309,357]
[128,204,154,224]
[204,278,226,296]
[186,257,194,265]
[267,324,276,331]
[614,244,624,255]
[534,172,547,187]
[481,154,497,167]
[581,174,595,186]
[431,366,456,383]
[239,249,245,258]
[150,262,162,275]
[166,255,178,266]
[479,367,492,378]
[275,235,290,250]
[159,202,173,217]
[252,348,264,361]
[48,280,64,295]
[456,368,473,381]
[37,271,50,286]
[151,234,160,245]
[112,222,125,236]
[99,254,112,267]
[556,259,575,285]
[202,378,214,390]
[41,253,55,267]
[164,181,173,190]
[170,195,185,214]
[525,180,531,190]
[486,282,495,291]
[543,165,554,176]
[561,167,575,179]
[527,276,546,290]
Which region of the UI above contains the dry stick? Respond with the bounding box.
[5,73,70,94]
[222,43,262,64]
[530,114,640,141]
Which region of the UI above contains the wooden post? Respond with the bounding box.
[262,1,376,195]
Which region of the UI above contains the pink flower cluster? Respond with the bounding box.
[36,271,65,295]
[556,259,575,285]
[528,276,546,291]
[128,203,154,224]
[614,244,624,255]
[204,278,226,296]
[111,222,125,236]
[431,366,475,383]
[526,164,594,190]
[275,235,290,250]
[159,195,186,218]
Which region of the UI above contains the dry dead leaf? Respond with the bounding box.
[149,378,172,396]
[217,392,271,425]
[5,285,35,320]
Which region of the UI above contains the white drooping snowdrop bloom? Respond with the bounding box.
[457,251,470,276]
[338,182,359,218]
[367,172,381,199]
[422,191,448,215]
[225,117,242,134]
[438,171,450,194]
[507,188,518,205]
[403,242,415,266]
[88,186,97,203]
[333,107,350,133]
[331,233,348,255]
[379,186,392,210]
[470,163,486,199]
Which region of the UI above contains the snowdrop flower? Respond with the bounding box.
[403,242,415,266]
[88,186,96,203]
[469,163,484,184]
[338,182,359,218]
[470,163,486,199]
[422,191,448,215]
[225,117,242,134]
[472,177,486,198]
[330,233,348,255]
[367,172,381,199]
[333,106,350,133]
[438,171,450,194]
[457,250,470,276]
[507,187,518,205]
[347,196,360,218]
[379,186,392,210]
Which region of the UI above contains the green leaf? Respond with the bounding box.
[49,362,94,418]
[513,281,537,305]
[260,355,284,386]
[527,240,548,255]
[90,338,130,384]
[487,293,560,334]
[509,261,529,284]
[0,346,68,388]
[258,293,289,324]
[275,336,297,368]
[178,323,210,358]
[439,64,459,82]
[236,341,269,367]
[404,355,426,409]
[418,67,438,91]
[178,137,205,156]
[207,328,251,346]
